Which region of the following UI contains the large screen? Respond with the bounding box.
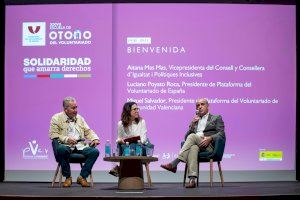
[5,4,296,176]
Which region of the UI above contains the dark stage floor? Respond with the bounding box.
[0,181,300,199]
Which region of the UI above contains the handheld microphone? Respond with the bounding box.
[195,110,200,115]
[77,138,85,142]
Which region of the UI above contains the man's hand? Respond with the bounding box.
[90,139,100,147]
[199,136,212,149]
[192,115,200,123]
[67,137,78,145]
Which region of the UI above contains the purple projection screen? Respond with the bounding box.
[113,4,296,171]
[5,4,296,173]
[5,4,113,171]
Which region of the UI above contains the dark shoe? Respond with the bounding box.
[109,165,119,177]
[185,178,196,188]
[77,176,89,187]
[160,163,177,173]
[62,177,72,187]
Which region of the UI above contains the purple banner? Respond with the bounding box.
[113,4,296,170]
[5,4,113,170]
[5,4,296,172]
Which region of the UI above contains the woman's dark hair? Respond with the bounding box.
[121,102,141,131]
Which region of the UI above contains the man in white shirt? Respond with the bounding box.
[49,97,100,187]
[160,98,225,188]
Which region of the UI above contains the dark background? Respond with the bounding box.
[0,0,297,182]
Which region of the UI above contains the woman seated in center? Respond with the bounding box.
[109,101,148,177]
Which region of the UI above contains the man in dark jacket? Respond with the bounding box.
[160,98,225,188]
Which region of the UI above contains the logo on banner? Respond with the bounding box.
[49,22,92,46]
[259,150,283,161]
[22,22,46,46]
[22,140,48,160]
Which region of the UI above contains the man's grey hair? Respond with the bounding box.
[63,97,76,109]
[196,98,209,106]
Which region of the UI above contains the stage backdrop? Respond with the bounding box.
[5,4,296,175]
[5,4,113,171]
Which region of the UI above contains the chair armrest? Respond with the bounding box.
[207,136,226,160]
[181,136,226,161]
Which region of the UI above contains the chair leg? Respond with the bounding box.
[144,162,152,187]
[218,161,224,187]
[58,166,63,187]
[197,162,199,187]
[90,172,94,188]
[52,164,60,187]
[210,159,213,187]
[183,163,188,187]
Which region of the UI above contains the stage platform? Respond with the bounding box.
[0,181,300,200]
